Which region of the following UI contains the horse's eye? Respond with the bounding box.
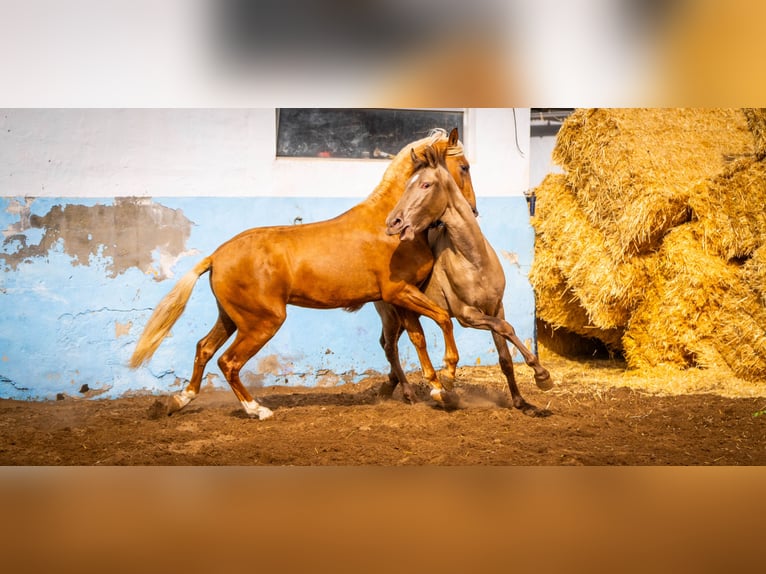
[421,182,431,189]
[461,164,470,173]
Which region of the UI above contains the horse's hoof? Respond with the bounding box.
[240,399,274,419]
[535,372,554,391]
[519,403,552,418]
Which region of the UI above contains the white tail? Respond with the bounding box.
[129,256,212,368]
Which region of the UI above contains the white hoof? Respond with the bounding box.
[173,390,195,410]
[429,388,445,403]
[242,400,274,420]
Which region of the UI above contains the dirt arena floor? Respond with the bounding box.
[1,356,765,465]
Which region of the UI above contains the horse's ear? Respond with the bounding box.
[448,127,459,147]
[424,145,440,168]
[410,148,426,171]
[426,144,447,168]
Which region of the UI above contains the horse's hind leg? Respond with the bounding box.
[217,311,286,419]
[374,302,417,403]
[148,310,236,419]
[492,304,552,390]
[459,303,552,390]
[375,302,401,393]
[171,309,236,415]
[492,332,550,417]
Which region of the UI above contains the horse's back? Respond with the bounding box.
[206,215,425,310]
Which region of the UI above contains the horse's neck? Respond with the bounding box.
[438,192,490,265]
[359,170,412,216]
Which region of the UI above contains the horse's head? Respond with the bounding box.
[379,127,476,214]
[386,144,458,241]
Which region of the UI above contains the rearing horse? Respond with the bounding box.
[383,144,553,415]
[129,128,476,418]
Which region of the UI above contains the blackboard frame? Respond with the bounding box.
[276,108,465,159]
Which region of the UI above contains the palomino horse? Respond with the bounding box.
[129,128,476,419]
[383,144,554,416]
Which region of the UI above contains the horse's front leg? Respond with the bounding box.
[386,287,459,379]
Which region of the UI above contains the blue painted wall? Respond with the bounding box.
[0,195,535,400]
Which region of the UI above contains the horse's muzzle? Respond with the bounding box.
[386,215,414,241]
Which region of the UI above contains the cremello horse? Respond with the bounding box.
[382,144,553,415]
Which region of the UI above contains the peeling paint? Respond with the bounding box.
[501,250,520,267]
[155,247,200,280]
[115,320,132,338]
[2,198,34,239]
[1,197,194,280]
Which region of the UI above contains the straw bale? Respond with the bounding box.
[743,108,766,158]
[621,228,766,381]
[552,108,753,258]
[623,225,737,371]
[529,236,624,350]
[688,156,766,260]
[742,244,766,305]
[710,247,766,381]
[713,280,766,381]
[532,173,652,330]
[531,108,766,380]
[529,239,593,331]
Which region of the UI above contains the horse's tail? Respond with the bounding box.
[129,256,213,368]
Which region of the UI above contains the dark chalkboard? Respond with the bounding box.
[276,109,464,159]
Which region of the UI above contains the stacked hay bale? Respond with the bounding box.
[621,224,737,371]
[530,173,644,347]
[743,108,766,159]
[531,108,766,382]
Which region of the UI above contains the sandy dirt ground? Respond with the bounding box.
[1,356,765,465]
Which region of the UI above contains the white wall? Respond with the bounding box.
[468,108,530,196]
[530,132,563,189]
[1,108,530,199]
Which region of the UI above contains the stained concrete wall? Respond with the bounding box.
[0,109,535,400]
